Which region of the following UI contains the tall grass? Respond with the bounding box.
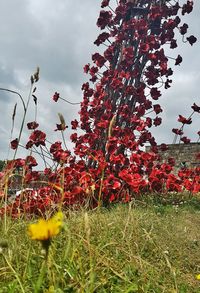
[0,201,200,292]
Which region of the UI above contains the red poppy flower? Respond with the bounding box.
[92,53,106,68]
[83,64,90,73]
[27,121,39,130]
[178,115,192,124]
[175,55,182,65]
[150,87,161,100]
[182,1,193,15]
[26,156,38,168]
[170,39,177,49]
[153,116,162,126]
[160,143,168,151]
[50,141,62,154]
[180,23,188,35]
[191,103,200,113]
[26,141,34,149]
[94,32,110,46]
[186,35,197,46]
[14,158,25,168]
[29,130,46,147]
[52,92,60,102]
[139,43,150,54]
[172,128,183,135]
[101,0,110,8]
[71,119,79,130]
[96,10,112,30]
[180,136,191,144]
[153,104,163,114]
[10,138,19,150]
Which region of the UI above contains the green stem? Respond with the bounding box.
[34,259,47,293]
[13,83,34,159]
[0,88,26,111]
[3,253,25,293]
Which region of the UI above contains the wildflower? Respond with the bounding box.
[196,274,200,280]
[27,211,63,251]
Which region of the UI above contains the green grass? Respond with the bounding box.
[0,199,200,292]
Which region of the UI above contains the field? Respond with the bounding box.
[0,197,200,293]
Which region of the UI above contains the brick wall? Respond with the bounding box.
[146,143,200,169]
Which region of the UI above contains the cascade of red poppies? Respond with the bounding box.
[2,0,199,216]
[75,0,196,158]
[68,0,199,200]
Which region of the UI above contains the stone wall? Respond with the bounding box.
[146,143,200,169]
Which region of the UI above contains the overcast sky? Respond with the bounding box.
[0,0,199,164]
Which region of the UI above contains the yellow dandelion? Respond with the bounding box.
[51,211,63,224]
[196,274,200,280]
[28,211,63,241]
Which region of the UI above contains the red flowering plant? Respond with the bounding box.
[0,0,199,217]
[64,0,198,203]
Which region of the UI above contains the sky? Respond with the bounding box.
[0,0,199,165]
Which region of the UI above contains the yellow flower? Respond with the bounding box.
[28,211,63,241]
[196,274,200,280]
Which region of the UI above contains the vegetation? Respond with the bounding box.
[0,1,199,292]
[0,0,199,217]
[0,160,5,172]
[0,201,200,292]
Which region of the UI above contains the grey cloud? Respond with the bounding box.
[0,0,100,87]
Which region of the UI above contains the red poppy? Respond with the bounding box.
[170,39,177,49]
[26,156,38,168]
[180,23,188,35]
[52,92,60,102]
[10,138,19,150]
[191,103,200,113]
[29,130,46,147]
[175,55,182,65]
[153,117,162,126]
[27,121,39,130]
[94,32,110,46]
[180,136,191,144]
[178,115,192,124]
[186,35,197,46]
[182,1,193,15]
[97,10,112,30]
[150,87,161,100]
[153,104,163,114]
